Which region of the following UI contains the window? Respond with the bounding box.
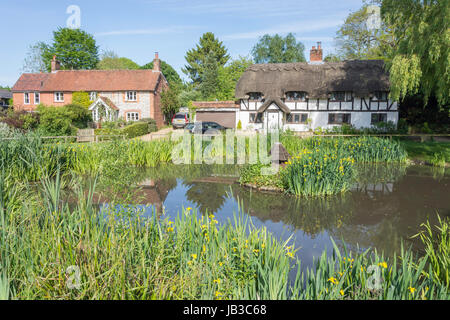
[247,92,263,101]
[24,93,30,104]
[328,113,351,124]
[126,91,137,101]
[371,113,387,124]
[54,92,64,102]
[126,112,139,122]
[89,92,97,101]
[92,110,98,122]
[373,91,388,101]
[286,91,307,102]
[286,113,308,124]
[330,91,352,102]
[249,113,263,123]
[34,92,40,105]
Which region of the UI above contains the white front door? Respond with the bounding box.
[267,112,279,130]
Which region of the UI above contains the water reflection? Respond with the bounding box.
[98,163,450,268]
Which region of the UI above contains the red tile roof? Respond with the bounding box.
[192,101,239,109]
[11,73,49,91]
[99,96,119,110]
[12,70,162,92]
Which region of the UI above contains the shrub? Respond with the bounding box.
[0,110,40,130]
[139,118,158,133]
[72,91,93,108]
[431,152,446,167]
[237,120,242,130]
[37,106,75,136]
[64,104,92,128]
[121,122,149,138]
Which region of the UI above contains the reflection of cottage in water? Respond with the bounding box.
[137,178,177,213]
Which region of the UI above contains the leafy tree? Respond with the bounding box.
[216,56,253,100]
[251,33,306,64]
[41,27,99,71]
[334,3,392,60]
[183,32,230,84]
[161,85,181,122]
[140,60,183,87]
[97,50,140,70]
[199,53,220,100]
[72,91,93,108]
[381,0,449,105]
[22,42,47,73]
[179,87,202,107]
[324,54,342,62]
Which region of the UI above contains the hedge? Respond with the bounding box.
[121,122,149,138]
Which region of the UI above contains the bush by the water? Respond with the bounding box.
[122,122,151,138]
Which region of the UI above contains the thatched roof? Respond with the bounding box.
[270,142,290,162]
[235,60,390,99]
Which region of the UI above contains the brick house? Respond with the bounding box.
[11,53,168,127]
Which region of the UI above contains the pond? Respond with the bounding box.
[98,164,450,270]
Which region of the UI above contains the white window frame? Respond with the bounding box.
[89,92,97,101]
[126,91,137,102]
[54,92,64,102]
[126,112,139,122]
[24,92,30,104]
[34,92,40,105]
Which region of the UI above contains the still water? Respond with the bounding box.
[100,164,450,269]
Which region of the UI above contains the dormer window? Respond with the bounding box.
[372,91,388,101]
[330,91,352,102]
[247,92,263,102]
[286,91,307,102]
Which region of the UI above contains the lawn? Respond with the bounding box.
[400,140,450,164]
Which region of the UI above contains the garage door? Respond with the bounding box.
[196,111,236,128]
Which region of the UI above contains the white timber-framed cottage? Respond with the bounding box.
[197,42,397,132]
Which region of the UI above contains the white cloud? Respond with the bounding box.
[94,25,198,37]
[222,18,344,41]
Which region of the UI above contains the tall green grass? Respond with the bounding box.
[0,170,448,299]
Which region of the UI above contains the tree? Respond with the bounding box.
[381,0,449,105]
[216,56,253,100]
[41,27,99,71]
[97,50,140,70]
[199,53,220,100]
[160,85,181,122]
[140,60,183,87]
[183,32,230,84]
[251,33,306,64]
[334,3,392,60]
[22,42,47,73]
[324,54,342,62]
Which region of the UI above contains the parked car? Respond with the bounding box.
[172,113,190,129]
[184,121,228,135]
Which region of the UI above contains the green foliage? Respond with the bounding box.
[160,85,181,121]
[251,33,306,64]
[199,53,220,99]
[36,104,91,136]
[97,50,140,70]
[216,56,253,100]
[237,120,242,130]
[239,163,283,189]
[72,91,93,108]
[430,152,446,168]
[334,4,392,60]
[281,149,356,197]
[0,111,39,130]
[141,60,183,87]
[121,122,149,138]
[382,0,450,105]
[183,32,230,84]
[41,27,99,71]
[139,118,158,133]
[413,215,450,288]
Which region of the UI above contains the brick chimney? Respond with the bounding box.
[51,55,61,73]
[310,42,323,63]
[153,52,161,72]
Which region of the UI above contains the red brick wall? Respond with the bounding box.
[150,76,168,128]
[13,92,72,111]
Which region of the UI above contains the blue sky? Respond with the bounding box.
[0,0,364,86]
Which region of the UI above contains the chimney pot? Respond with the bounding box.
[310,42,323,63]
[153,52,161,72]
[51,56,61,73]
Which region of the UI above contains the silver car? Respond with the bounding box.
[172,113,190,129]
